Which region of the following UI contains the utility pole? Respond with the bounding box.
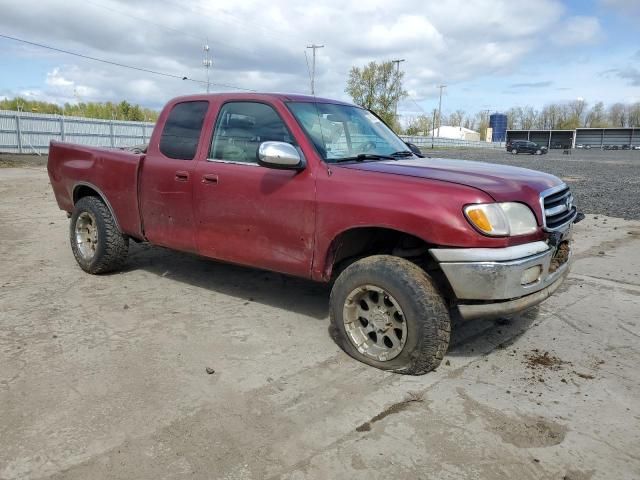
[431,109,436,149]
[437,84,446,137]
[391,59,406,122]
[306,44,324,95]
[203,40,212,93]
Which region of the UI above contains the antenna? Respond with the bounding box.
[202,40,212,93]
[306,44,324,95]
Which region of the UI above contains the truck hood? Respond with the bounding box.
[338,157,562,202]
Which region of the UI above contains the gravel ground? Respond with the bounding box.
[421,148,640,220]
[3,148,639,219]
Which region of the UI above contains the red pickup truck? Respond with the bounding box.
[48,93,580,374]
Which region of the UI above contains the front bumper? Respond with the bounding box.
[430,238,571,320]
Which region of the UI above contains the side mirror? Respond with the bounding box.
[405,142,425,158]
[257,141,305,170]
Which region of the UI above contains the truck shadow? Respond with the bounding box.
[125,243,540,355]
[447,307,540,357]
[125,242,330,320]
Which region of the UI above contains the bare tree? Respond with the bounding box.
[608,103,627,127]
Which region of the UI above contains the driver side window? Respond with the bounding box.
[210,102,294,163]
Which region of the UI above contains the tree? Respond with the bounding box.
[404,114,432,135]
[608,103,627,127]
[585,102,607,128]
[0,97,159,121]
[447,110,465,127]
[345,61,407,130]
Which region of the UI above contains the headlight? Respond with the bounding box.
[464,202,537,236]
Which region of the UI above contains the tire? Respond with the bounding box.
[511,149,518,155]
[536,149,542,155]
[70,196,128,274]
[329,255,451,375]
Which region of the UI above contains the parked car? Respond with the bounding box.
[550,142,563,149]
[48,93,581,375]
[622,144,631,150]
[633,145,640,150]
[506,140,548,155]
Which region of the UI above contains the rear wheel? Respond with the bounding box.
[70,196,128,274]
[329,255,451,375]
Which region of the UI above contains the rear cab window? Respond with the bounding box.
[159,101,209,160]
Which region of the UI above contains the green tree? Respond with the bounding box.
[345,61,407,130]
[0,97,159,121]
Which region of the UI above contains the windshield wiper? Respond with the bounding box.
[389,150,414,158]
[334,153,397,163]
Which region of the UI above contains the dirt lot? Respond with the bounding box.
[1,163,640,479]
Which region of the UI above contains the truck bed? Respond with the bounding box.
[47,141,145,240]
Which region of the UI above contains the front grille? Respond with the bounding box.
[540,184,577,231]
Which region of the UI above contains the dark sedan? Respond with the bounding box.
[506,140,548,155]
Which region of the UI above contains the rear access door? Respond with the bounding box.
[138,100,209,253]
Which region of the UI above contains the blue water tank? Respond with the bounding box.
[489,113,508,142]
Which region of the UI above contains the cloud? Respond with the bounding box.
[0,0,576,109]
[614,67,640,86]
[509,81,553,89]
[551,16,603,46]
[599,0,640,13]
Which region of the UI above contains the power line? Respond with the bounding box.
[84,0,252,56]
[84,0,204,43]
[0,33,256,92]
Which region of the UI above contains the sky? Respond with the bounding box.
[0,0,638,119]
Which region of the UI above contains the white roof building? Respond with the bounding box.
[429,126,480,142]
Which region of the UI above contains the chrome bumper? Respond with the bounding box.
[430,239,571,320]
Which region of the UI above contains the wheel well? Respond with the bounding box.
[72,184,123,233]
[324,227,455,304]
[73,184,101,204]
[326,227,436,278]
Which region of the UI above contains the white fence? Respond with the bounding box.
[400,135,505,150]
[0,109,154,155]
[0,109,505,155]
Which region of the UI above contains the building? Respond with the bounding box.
[507,127,639,148]
[430,126,481,142]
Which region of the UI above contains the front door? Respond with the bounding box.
[193,101,316,277]
[139,100,209,252]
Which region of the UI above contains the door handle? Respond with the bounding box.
[202,174,218,184]
[175,171,189,182]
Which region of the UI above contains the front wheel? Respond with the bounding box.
[70,196,129,274]
[329,255,451,375]
[535,149,542,155]
[511,149,518,155]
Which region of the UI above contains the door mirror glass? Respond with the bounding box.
[258,142,304,170]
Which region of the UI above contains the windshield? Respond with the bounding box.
[287,102,410,163]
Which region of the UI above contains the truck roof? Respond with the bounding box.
[168,92,357,106]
